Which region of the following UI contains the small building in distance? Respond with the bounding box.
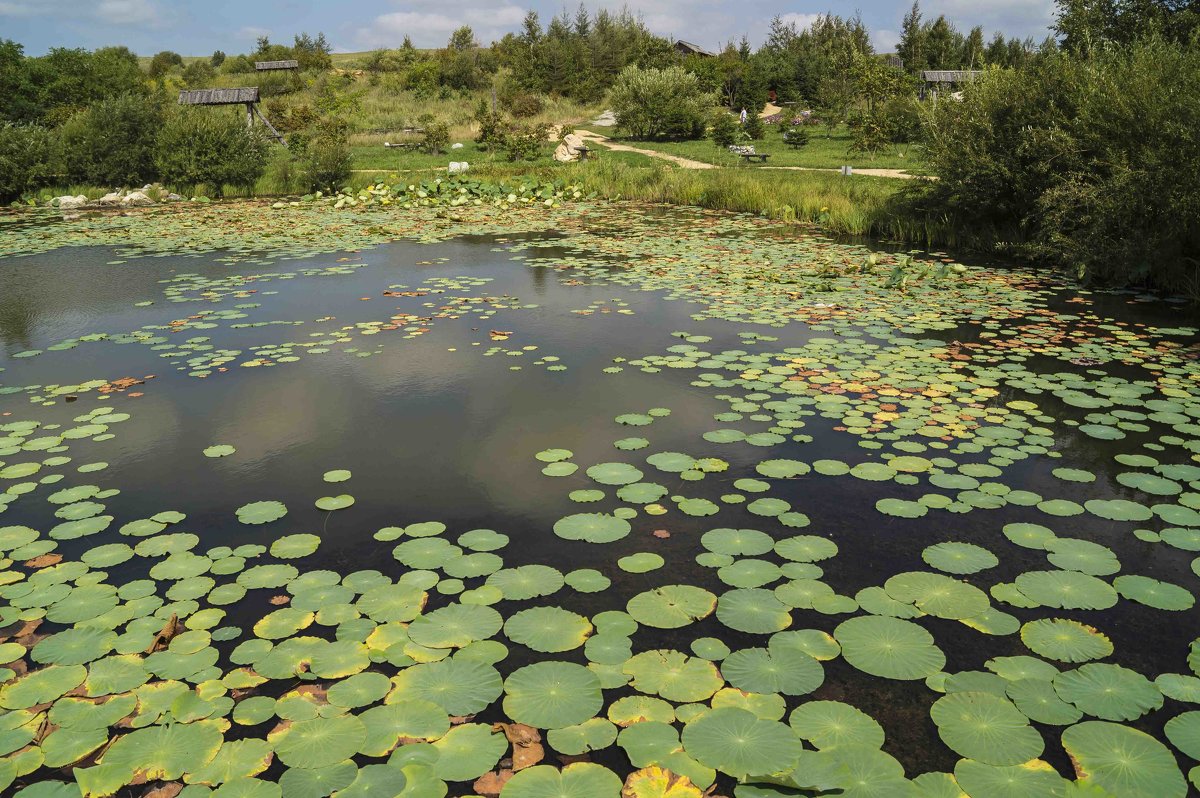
[920,69,982,99]
[673,40,716,58]
[177,87,285,143]
[255,59,299,72]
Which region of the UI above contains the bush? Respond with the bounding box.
[60,94,163,186]
[155,108,270,195]
[503,122,548,161]
[878,96,921,144]
[0,123,57,202]
[474,100,507,152]
[422,121,450,155]
[781,125,809,149]
[507,93,543,118]
[847,111,889,155]
[917,38,1200,290]
[609,65,714,141]
[297,120,351,192]
[709,111,738,148]
[743,111,764,141]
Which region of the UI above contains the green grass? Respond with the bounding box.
[599,125,927,172]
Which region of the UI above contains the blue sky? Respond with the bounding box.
[1,0,1056,56]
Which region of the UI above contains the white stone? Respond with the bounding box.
[97,192,124,205]
[448,162,469,174]
[554,132,587,163]
[451,142,464,149]
[54,195,89,209]
[121,191,153,206]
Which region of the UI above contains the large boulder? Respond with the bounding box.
[554,133,587,163]
[97,191,124,206]
[121,191,153,206]
[53,195,89,209]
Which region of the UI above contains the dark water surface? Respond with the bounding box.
[2,210,1200,796]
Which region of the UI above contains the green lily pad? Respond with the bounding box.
[834,616,945,680]
[236,501,287,525]
[503,661,603,729]
[930,691,1044,766]
[680,708,801,778]
[499,763,621,798]
[505,607,592,653]
[1061,721,1187,798]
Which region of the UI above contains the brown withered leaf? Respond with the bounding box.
[142,783,184,798]
[269,595,290,606]
[473,770,513,797]
[25,554,63,568]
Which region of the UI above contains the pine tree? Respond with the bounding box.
[896,1,926,73]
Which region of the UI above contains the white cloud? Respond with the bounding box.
[355,3,527,48]
[873,28,900,53]
[922,0,1055,40]
[0,0,51,16]
[778,13,821,32]
[95,0,161,26]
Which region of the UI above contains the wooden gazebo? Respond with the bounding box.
[177,88,285,144]
[255,60,299,72]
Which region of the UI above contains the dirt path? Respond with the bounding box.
[574,130,923,179]
[574,131,716,170]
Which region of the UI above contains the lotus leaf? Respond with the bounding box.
[499,763,621,798]
[503,661,603,729]
[1061,721,1186,798]
[681,708,801,778]
[505,606,592,653]
[834,616,945,680]
[623,650,724,702]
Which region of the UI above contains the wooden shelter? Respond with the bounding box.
[255,59,299,72]
[177,88,285,144]
[673,40,716,58]
[920,70,981,99]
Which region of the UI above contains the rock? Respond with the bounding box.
[166,193,183,202]
[589,110,617,127]
[121,191,153,206]
[451,142,464,149]
[54,195,89,209]
[97,192,124,206]
[554,133,587,163]
[448,161,470,175]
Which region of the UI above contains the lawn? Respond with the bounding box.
[350,139,664,172]
[600,125,927,173]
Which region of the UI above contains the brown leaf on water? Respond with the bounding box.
[473,770,513,796]
[493,722,544,771]
[24,554,62,568]
[269,595,290,605]
[142,784,183,798]
[144,614,180,654]
[652,529,671,539]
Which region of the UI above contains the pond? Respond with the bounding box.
[1,197,1199,798]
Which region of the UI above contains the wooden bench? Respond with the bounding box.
[739,152,770,164]
[384,142,422,150]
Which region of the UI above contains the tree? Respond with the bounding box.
[148,50,183,79]
[962,26,985,67]
[61,94,164,186]
[156,107,270,194]
[210,50,226,68]
[609,65,714,140]
[0,123,57,201]
[0,40,38,123]
[925,16,957,69]
[182,61,216,88]
[897,2,926,73]
[449,26,477,52]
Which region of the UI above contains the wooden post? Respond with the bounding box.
[246,103,254,128]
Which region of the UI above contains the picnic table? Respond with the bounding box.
[738,152,770,164]
[575,145,592,161]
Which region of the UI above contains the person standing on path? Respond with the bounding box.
[740,108,748,125]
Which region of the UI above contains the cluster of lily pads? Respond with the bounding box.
[2,194,1200,798]
[295,177,586,212]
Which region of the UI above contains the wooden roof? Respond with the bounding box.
[673,40,716,58]
[921,70,981,84]
[256,60,299,71]
[178,88,260,106]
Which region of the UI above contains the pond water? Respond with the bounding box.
[1,199,1199,798]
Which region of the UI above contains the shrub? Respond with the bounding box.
[422,121,450,155]
[60,94,163,186]
[878,96,921,144]
[474,100,507,152]
[0,123,57,202]
[709,111,739,148]
[609,65,714,140]
[847,111,889,155]
[297,120,351,192]
[503,122,548,161]
[155,108,270,195]
[507,93,543,118]
[781,125,810,149]
[743,111,764,141]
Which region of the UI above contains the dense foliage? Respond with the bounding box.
[156,108,270,194]
[0,41,146,125]
[610,66,713,140]
[0,123,57,201]
[918,27,1198,290]
[59,94,164,186]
